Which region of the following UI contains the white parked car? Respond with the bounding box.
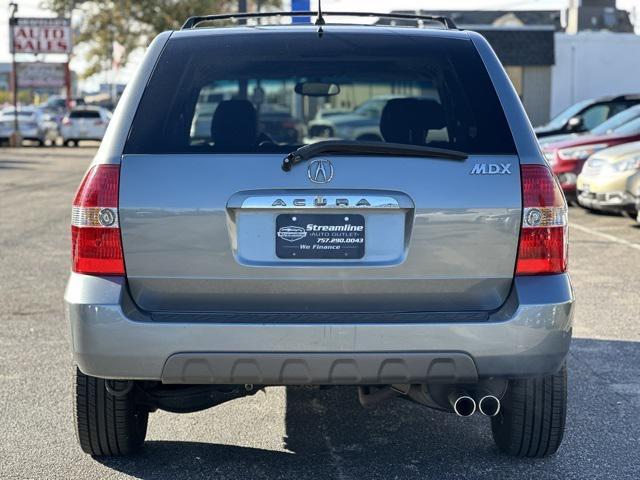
[60,107,111,146]
[0,106,58,146]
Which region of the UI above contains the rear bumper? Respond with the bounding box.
[61,128,103,141]
[65,273,574,384]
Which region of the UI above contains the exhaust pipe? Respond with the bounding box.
[478,395,501,417]
[448,391,476,417]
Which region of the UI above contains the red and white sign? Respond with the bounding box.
[9,17,72,54]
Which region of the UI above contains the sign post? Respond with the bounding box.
[8,3,20,147]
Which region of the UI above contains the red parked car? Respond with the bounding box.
[542,115,640,202]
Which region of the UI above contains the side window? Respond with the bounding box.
[190,89,227,143]
[608,102,631,118]
[581,104,610,130]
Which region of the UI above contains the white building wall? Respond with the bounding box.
[522,66,552,127]
[551,32,640,118]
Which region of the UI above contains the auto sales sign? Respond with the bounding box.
[9,18,72,54]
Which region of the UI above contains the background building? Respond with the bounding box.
[385,2,638,126]
[566,0,634,33]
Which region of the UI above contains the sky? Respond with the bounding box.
[1,0,639,90]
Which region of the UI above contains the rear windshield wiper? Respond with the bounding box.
[282,140,468,171]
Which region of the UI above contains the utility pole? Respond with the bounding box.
[238,0,247,24]
[238,0,248,98]
[9,2,21,148]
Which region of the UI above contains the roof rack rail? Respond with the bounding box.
[181,11,458,31]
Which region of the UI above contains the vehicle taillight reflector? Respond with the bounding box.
[71,165,124,275]
[516,227,566,275]
[71,227,124,274]
[516,165,568,276]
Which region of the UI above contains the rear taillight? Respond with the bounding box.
[94,120,104,126]
[62,118,72,126]
[516,164,568,275]
[71,164,124,275]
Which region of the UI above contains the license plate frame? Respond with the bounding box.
[276,213,365,259]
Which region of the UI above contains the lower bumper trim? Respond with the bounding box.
[161,352,478,385]
[577,191,634,212]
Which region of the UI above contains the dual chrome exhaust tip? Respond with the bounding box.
[449,392,501,417]
[478,394,501,417]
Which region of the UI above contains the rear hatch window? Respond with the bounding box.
[70,110,101,119]
[124,29,515,155]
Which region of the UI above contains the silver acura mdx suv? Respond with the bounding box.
[65,11,573,458]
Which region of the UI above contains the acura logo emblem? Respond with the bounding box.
[307,159,334,184]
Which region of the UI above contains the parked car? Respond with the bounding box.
[541,115,640,202]
[189,102,219,140]
[535,94,640,138]
[538,104,640,147]
[0,106,58,146]
[626,169,640,222]
[66,12,573,459]
[60,107,111,146]
[258,104,303,144]
[45,95,86,112]
[306,95,403,141]
[312,105,351,122]
[576,141,640,216]
[190,101,303,145]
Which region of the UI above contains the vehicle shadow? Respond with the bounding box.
[96,389,511,480]
[96,338,640,479]
[0,159,41,170]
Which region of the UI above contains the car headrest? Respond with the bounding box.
[380,98,446,145]
[210,99,258,150]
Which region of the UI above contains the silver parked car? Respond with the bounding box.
[0,106,58,146]
[65,11,573,459]
[626,169,640,222]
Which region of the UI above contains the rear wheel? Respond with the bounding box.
[491,363,567,458]
[74,367,148,456]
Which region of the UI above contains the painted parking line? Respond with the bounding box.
[571,222,640,252]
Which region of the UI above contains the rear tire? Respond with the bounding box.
[74,367,148,456]
[491,363,567,458]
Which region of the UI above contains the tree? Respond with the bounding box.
[46,1,282,77]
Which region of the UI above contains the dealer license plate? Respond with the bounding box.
[276,214,365,259]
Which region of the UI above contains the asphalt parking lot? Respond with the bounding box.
[0,147,639,479]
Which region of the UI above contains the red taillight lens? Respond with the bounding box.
[71,165,124,275]
[62,118,72,126]
[516,165,568,276]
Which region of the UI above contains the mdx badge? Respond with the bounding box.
[308,159,334,183]
[470,163,512,175]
